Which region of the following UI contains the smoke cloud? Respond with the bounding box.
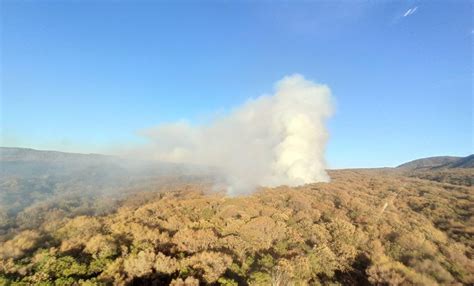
[142,74,333,194]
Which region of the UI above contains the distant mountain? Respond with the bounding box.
[397,155,474,170]
[1,147,132,179]
[443,154,474,168]
[0,147,212,218]
[0,147,113,162]
[0,147,192,179]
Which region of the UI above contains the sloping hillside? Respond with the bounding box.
[0,147,111,162]
[0,147,211,221]
[397,154,474,170]
[443,154,474,168]
[1,149,474,285]
[396,155,474,186]
[1,169,473,285]
[397,156,462,170]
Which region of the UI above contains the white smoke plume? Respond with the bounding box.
[142,74,333,194]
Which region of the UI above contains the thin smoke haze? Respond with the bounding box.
[139,74,334,194]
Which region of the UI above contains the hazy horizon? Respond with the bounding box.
[1,145,472,171]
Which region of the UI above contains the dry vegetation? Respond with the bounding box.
[0,169,473,285]
[408,168,473,187]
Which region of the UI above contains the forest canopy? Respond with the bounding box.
[1,167,473,285]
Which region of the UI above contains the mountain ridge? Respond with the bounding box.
[0,146,115,162]
[396,155,473,170]
[3,147,473,170]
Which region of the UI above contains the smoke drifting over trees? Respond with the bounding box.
[1,167,473,285]
[141,74,333,194]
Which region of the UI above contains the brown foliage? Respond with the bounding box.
[1,169,473,285]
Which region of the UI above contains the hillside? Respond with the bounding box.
[444,154,474,169]
[397,156,462,170]
[396,155,474,187]
[0,147,213,224]
[0,149,473,285]
[397,154,474,170]
[0,147,111,162]
[0,147,186,178]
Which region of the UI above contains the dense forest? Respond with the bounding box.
[0,149,473,285]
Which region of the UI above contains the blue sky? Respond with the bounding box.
[1,1,472,168]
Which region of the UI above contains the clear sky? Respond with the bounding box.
[1,1,472,168]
